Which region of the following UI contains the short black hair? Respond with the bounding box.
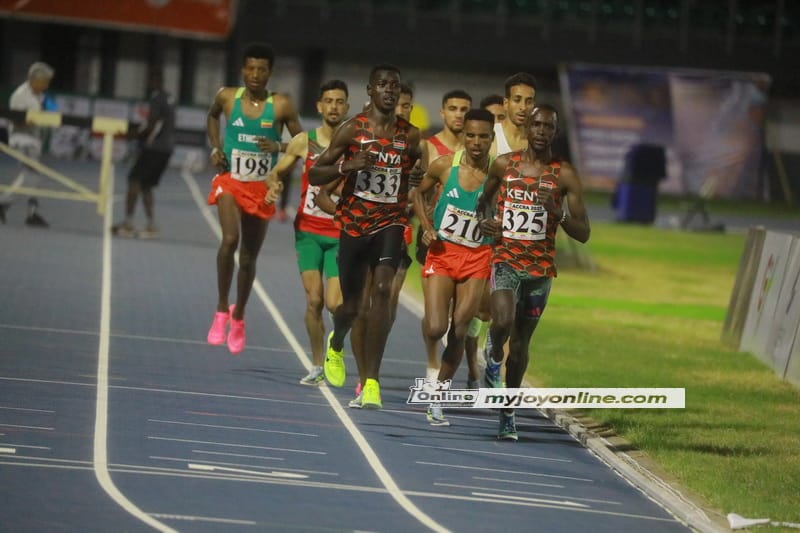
[319,79,349,99]
[464,108,495,126]
[441,89,472,106]
[480,94,504,108]
[531,103,559,122]
[399,83,414,97]
[504,72,537,97]
[369,64,401,84]
[242,42,275,68]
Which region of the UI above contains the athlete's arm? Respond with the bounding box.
[476,156,508,238]
[268,131,307,181]
[552,161,591,243]
[206,87,230,170]
[308,119,358,186]
[410,155,450,239]
[316,177,343,216]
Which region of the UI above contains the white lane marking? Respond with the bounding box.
[191,449,284,462]
[188,463,308,479]
[471,491,588,508]
[182,164,450,533]
[93,165,177,533]
[416,461,593,482]
[472,476,563,489]
[0,423,53,431]
[0,406,55,414]
[437,482,622,506]
[148,436,326,455]
[148,419,318,437]
[0,443,50,450]
[152,455,283,465]
[402,442,570,462]
[0,447,16,454]
[148,513,257,526]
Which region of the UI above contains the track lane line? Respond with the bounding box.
[182,162,450,533]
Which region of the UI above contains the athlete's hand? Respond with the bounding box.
[408,160,424,188]
[210,147,228,171]
[264,180,284,205]
[479,218,501,239]
[537,180,558,212]
[420,227,438,246]
[349,149,378,172]
[257,137,281,154]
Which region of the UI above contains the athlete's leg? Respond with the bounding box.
[350,269,372,391]
[331,233,369,352]
[301,269,326,366]
[420,275,441,378]
[232,211,268,320]
[505,278,552,390]
[215,194,241,312]
[422,274,455,363]
[439,277,486,381]
[389,261,409,324]
[364,262,397,380]
[464,284,491,383]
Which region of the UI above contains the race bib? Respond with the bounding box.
[353,165,401,203]
[438,204,483,248]
[230,148,271,181]
[302,184,337,219]
[501,200,548,241]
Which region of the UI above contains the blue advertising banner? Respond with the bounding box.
[559,64,771,199]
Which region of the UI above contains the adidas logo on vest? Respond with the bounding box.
[232,117,245,127]
[446,188,460,199]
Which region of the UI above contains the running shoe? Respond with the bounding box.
[348,392,363,409]
[484,358,503,389]
[300,366,325,385]
[324,331,346,387]
[426,404,449,426]
[111,221,137,238]
[206,308,230,345]
[138,223,160,239]
[361,378,382,409]
[228,312,246,354]
[355,381,363,396]
[497,411,518,441]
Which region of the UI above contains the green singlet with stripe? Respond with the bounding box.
[223,87,281,181]
[432,149,491,248]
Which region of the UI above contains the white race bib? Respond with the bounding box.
[230,148,272,181]
[302,184,337,219]
[501,200,548,241]
[353,165,401,203]
[438,204,483,248]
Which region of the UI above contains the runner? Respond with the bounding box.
[490,72,537,157]
[308,64,422,409]
[266,80,350,383]
[477,104,591,440]
[418,90,472,383]
[205,42,303,354]
[411,108,495,426]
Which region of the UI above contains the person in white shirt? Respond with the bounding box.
[3,62,55,226]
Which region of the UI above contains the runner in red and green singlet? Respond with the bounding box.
[477,104,591,441]
[266,80,350,385]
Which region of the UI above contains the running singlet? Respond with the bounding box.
[431,150,491,248]
[336,113,413,237]
[427,135,453,158]
[223,88,280,181]
[493,122,513,155]
[295,128,339,238]
[493,154,563,277]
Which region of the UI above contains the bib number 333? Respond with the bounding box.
[354,166,400,203]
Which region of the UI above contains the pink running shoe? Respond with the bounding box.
[228,311,246,355]
[355,381,363,396]
[207,308,230,345]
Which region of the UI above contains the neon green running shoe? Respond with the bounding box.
[324,331,346,387]
[361,378,382,409]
